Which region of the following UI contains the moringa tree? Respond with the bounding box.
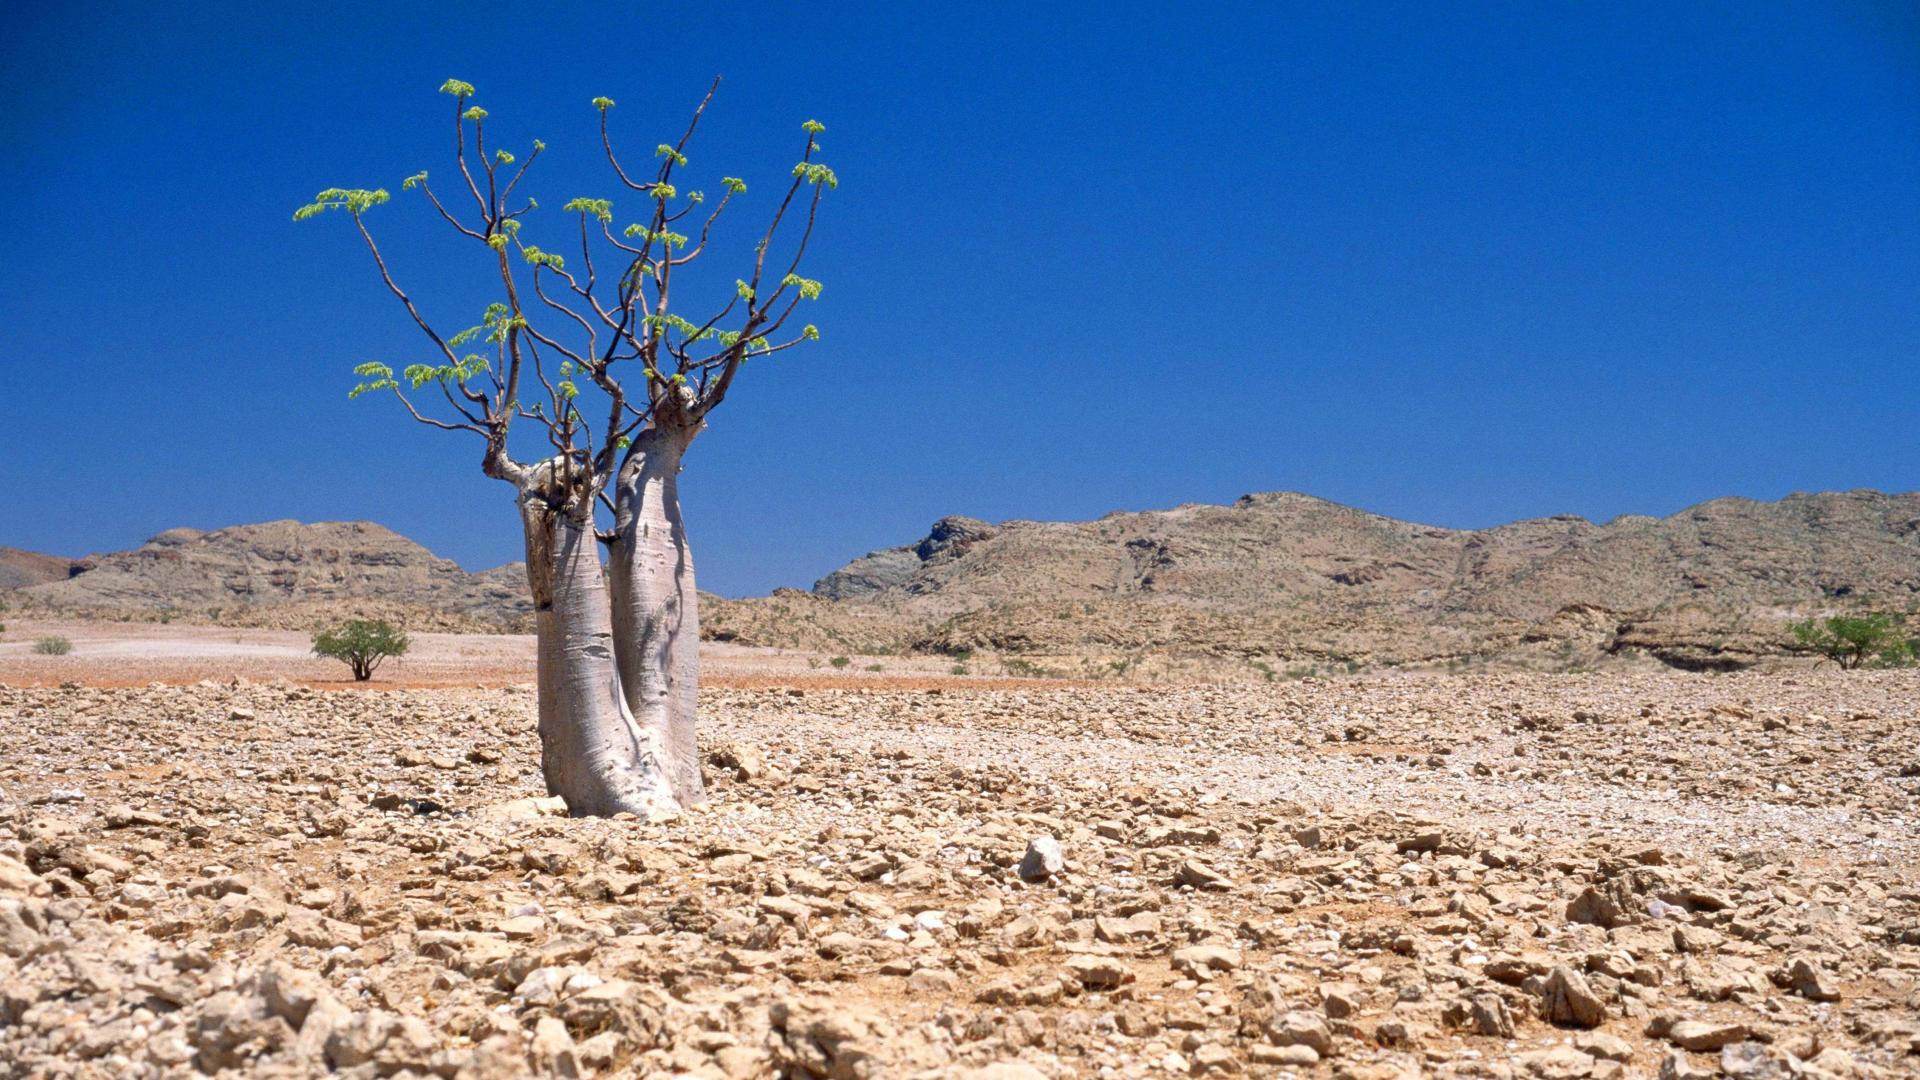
[298,78,832,817]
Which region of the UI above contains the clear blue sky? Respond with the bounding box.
[3,2,1916,596]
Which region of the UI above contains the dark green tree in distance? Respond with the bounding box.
[1787,612,1914,670]
[312,619,411,681]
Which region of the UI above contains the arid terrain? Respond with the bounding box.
[1,626,1916,1079]
[10,488,1920,675]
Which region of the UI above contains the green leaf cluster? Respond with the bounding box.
[438,304,524,355]
[564,197,613,222]
[402,354,488,389]
[293,188,390,221]
[624,224,686,248]
[792,162,838,188]
[348,362,397,399]
[647,313,703,338]
[781,273,824,300]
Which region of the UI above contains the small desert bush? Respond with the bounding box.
[828,656,851,669]
[34,636,73,656]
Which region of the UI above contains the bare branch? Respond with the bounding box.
[452,100,491,221]
[351,216,461,369]
[418,181,486,241]
[388,386,486,435]
[599,76,718,192]
[500,141,544,204]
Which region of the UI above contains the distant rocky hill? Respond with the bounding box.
[705,489,1920,671]
[9,490,1918,670]
[9,521,530,632]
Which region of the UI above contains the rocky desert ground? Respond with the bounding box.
[1,626,1916,1079]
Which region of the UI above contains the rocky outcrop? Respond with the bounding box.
[14,521,529,628]
[735,489,1920,667]
[812,517,997,600]
[0,547,80,591]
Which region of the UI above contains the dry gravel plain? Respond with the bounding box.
[0,626,1917,1079]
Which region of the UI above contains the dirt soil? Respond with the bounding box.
[0,626,1916,1079]
[0,620,1000,690]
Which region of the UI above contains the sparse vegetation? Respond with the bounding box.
[1788,613,1914,670]
[1003,658,1066,678]
[829,656,852,669]
[863,663,883,672]
[1549,640,1594,673]
[311,619,410,681]
[33,636,72,656]
[950,663,970,676]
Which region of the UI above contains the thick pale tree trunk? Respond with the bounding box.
[519,486,678,818]
[607,424,706,806]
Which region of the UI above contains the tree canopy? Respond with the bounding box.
[1787,612,1914,670]
[296,78,833,510]
[312,619,411,681]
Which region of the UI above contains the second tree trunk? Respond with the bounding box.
[608,426,705,806]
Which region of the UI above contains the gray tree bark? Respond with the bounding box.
[518,476,679,819]
[607,423,706,806]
